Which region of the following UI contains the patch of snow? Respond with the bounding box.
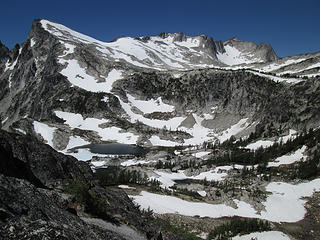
[103,69,124,92]
[197,191,207,197]
[127,94,175,114]
[60,43,76,56]
[279,129,297,143]
[30,39,36,47]
[65,136,90,150]
[54,111,138,144]
[118,185,136,189]
[217,45,260,66]
[131,191,257,218]
[150,170,187,189]
[268,145,307,167]
[245,129,297,150]
[180,114,216,146]
[90,161,107,167]
[151,166,239,189]
[203,113,214,120]
[218,118,250,143]
[149,136,179,147]
[260,58,307,72]
[192,151,211,158]
[58,58,123,93]
[131,178,320,222]
[190,166,232,181]
[41,20,103,44]
[172,72,184,78]
[246,140,274,150]
[119,97,185,130]
[1,117,8,125]
[33,121,56,147]
[65,148,111,161]
[14,128,26,135]
[232,231,290,240]
[260,179,320,222]
[121,159,154,167]
[101,96,109,102]
[248,70,302,84]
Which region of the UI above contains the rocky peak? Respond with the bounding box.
[224,37,278,62]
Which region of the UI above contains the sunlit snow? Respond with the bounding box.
[232,231,290,240]
[33,121,56,147]
[131,178,320,222]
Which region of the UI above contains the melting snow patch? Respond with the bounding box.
[245,140,274,150]
[65,136,90,150]
[131,178,320,222]
[217,45,260,66]
[30,39,36,47]
[197,191,207,197]
[232,231,290,240]
[58,58,123,93]
[248,70,302,84]
[192,151,211,158]
[118,185,136,189]
[127,94,175,114]
[1,117,8,125]
[149,136,179,147]
[14,128,26,135]
[268,145,307,167]
[33,121,56,147]
[218,118,250,143]
[65,148,111,161]
[121,159,154,167]
[119,97,184,130]
[54,111,138,144]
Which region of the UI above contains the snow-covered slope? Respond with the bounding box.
[39,20,279,70]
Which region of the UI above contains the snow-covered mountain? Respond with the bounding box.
[39,20,280,70]
[0,19,319,154]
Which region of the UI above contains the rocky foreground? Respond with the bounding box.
[0,129,192,240]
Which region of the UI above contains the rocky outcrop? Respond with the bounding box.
[0,130,168,239]
[0,174,129,240]
[0,129,92,188]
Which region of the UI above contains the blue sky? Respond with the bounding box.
[0,0,319,57]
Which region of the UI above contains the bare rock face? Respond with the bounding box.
[0,174,129,240]
[0,129,92,188]
[0,130,167,239]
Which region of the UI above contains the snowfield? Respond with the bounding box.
[247,70,302,84]
[268,145,307,167]
[131,178,320,222]
[54,111,139,144]
[245,129,297,150]
[217,45,261,66]
[150,166,248,189]
[232,231,290,240]
[59,58,123,93]
[33,121,57,147]
[127,94,175,114]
